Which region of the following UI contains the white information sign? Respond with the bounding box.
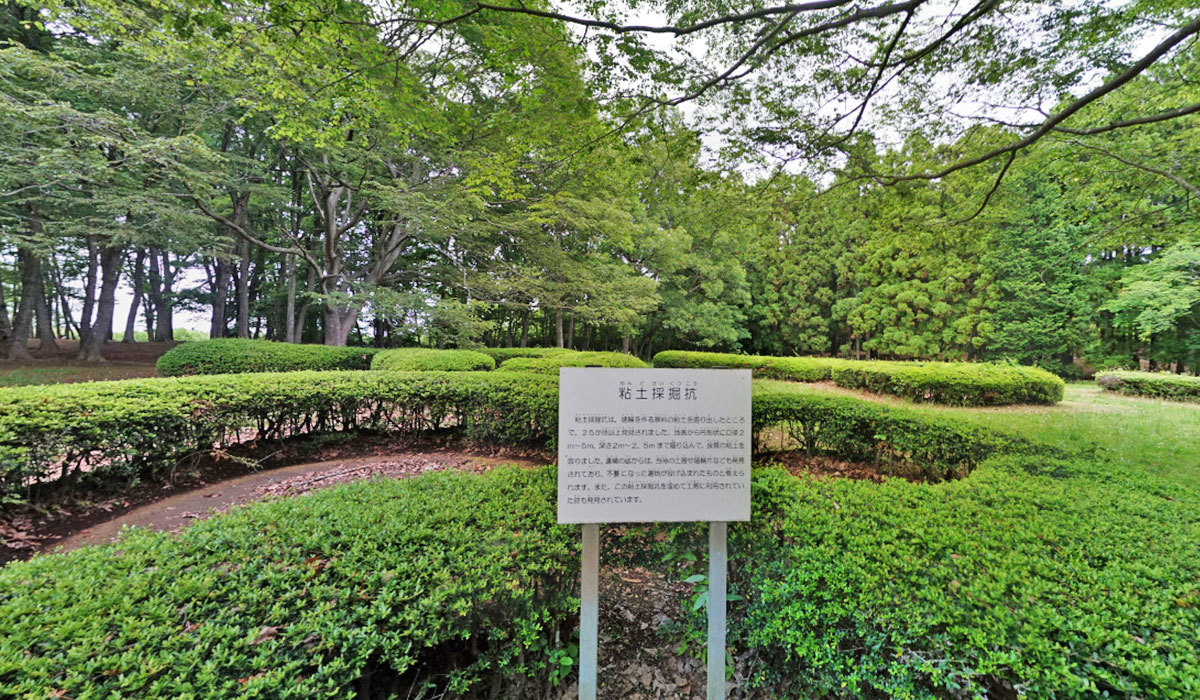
[557,367,752,524]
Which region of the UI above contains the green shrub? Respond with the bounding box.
[496,351,647,373]
[0,371,557,501]
[371,347,496,372]
[653,350,842,382]
[734,457,1200,698]
[655,350,1062,405]
[1096,371,1200,403]
[156,339,379,376]
[751,381,1048,480]
[478,347,576,363]
[0,467,578,698]
[830,360,1065,405]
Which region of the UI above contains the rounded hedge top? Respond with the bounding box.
[477,347,576,363]
[155,339,378,376]
[653,350,1064,406]
[370,348,497,372]
[496,351,647,373]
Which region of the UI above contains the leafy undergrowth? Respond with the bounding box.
[0,468,577,699]
[736,458,1200,698]
[3,455,1199,698]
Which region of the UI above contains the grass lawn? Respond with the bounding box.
[762,380,1200,489]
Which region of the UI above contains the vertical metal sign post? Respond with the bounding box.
[559,367,751,700]
[707,521,727,700]
[579,523,599,700]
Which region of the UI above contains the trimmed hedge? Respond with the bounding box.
[2,375,1198,697]
[735,457,1200,698]
[653,350,843,381]
[0,373,1022,502]
[156,339,379,376]
[654,350,1064,405]
[831,360,1064,406]
[370,347,496,372]
[0,467,578,697]
[0,371,557,501]
[496,351,647,373]
[751,381,1043,480]
[478,347,576,363]
[1096,371,1200,403]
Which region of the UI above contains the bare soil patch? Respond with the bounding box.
[1,433,549,564]
[763,451,888,483]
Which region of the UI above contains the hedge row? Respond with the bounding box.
[831,360,1064,406]
[653,350,1065,405]
[478,347,576,363]
[0,467,578,698]
[0,372,1021,502]
[5,459,1198,697]
[1096,371,1200,403]
[652,350,840,382]
[0,371,557,502]
[156,339,379,376]
[735,457,1200,698]
[370,348,496,372]
[496,351,647,373]
[751,381,1043,480]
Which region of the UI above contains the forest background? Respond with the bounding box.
[1,0,1197,377]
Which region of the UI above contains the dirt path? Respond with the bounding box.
[47,450,546,555]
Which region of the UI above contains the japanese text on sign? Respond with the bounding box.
[557,368,752,524]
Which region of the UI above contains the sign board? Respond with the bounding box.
[557,367,752,524]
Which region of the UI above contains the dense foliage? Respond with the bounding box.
[751,382,1045,481]
[370,348,496,372]
[1096,371,1200,403]
[2,1,1196,376]
[736,457,1200,698]
[496,351,648,374]
[0,467,579,697]
[0,371,558,502]
[3,431,1197,697]
[655,351,1064,406]
[830,361,1065,406]
[155,339,379,376]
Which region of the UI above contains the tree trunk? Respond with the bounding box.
[8,249,37,360]
[146,248,165,341]
[0,265,12,359]
[566,316,575,349]
[123,250,146,342]
[78,245,123,362]
[235,236,251,338]
[622,332,631,354]
[284,253,297,343]
[32,256,57,352]
[79,237,98,348]
[209,253,232,338]
[555,308,564,348]
[49,261,77,340]
[156,249,175,342]
[520,309,530,348]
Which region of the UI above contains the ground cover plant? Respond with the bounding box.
[496,351,648,373]
[370,348,496,372]
[156,339,380,376]
[0,467,579,698]
[655,351,1064,405]
[1096,371,1200,403]
[3,415,1197,697]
